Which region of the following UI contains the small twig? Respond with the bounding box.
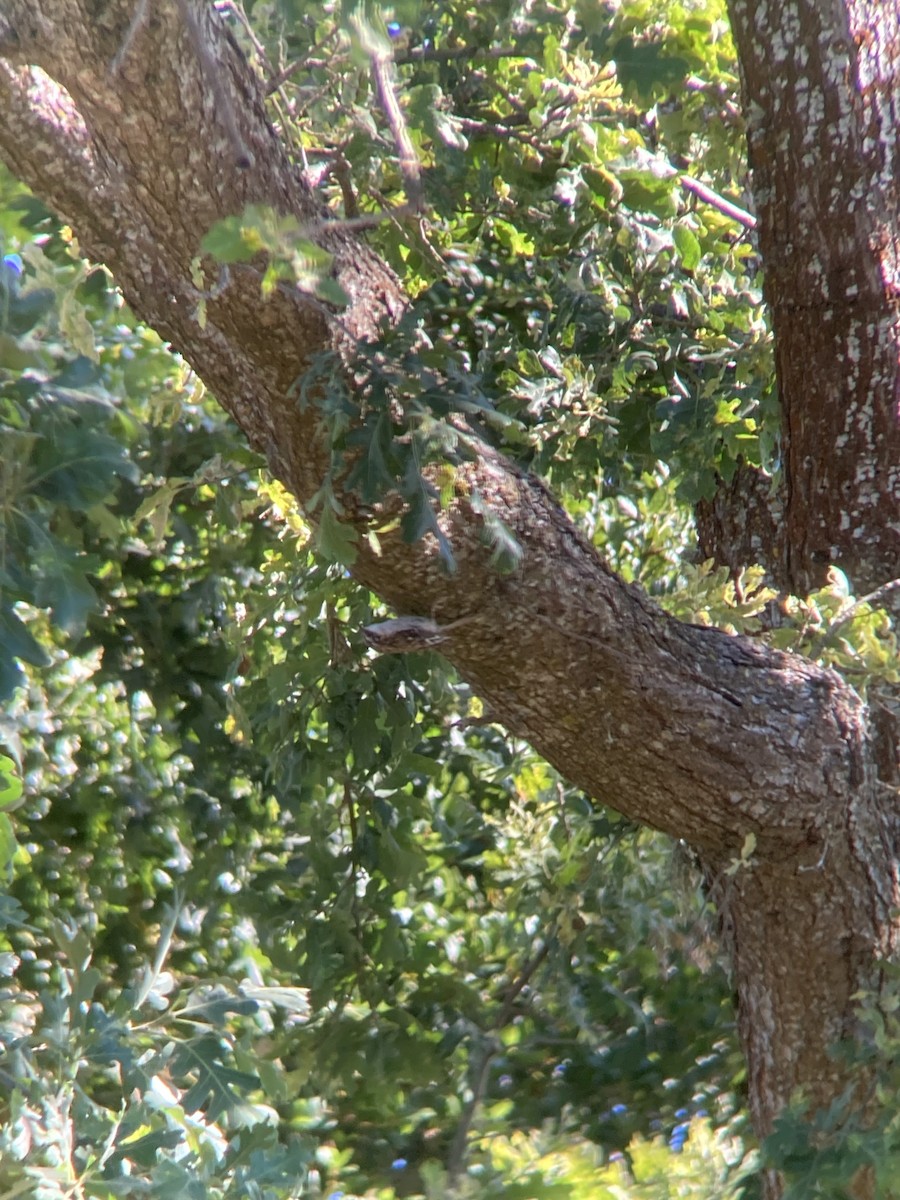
[328,153,360,218]
[267,59,305,91]
[496,934,553,1024]
[323,202,420,233]
[367,185,448,271]
[394,44,527,66]
[265,30,343,94]
[811,576,900,658]
[132,888,184,1009]
[554,779,570,840]
[216,0,274,77]
[109,0,151,73]
[446,1049,495,1183]
[344,778,359,870]
[175,0,252,168]
[456,115,544,148]
[267,42,524,91]
[327,600,352,664]
[680,175,756,229]
[446,931,556,1182]
[267,57,330,91]
[370,47,423,212]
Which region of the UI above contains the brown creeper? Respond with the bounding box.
[362,614,475,654]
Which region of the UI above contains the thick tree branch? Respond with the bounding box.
[0,0,853,848]
[0,0,896,1162]
[0,65,110,250]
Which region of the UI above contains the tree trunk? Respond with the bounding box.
[0,3,897,1194]
[715,0,900,597]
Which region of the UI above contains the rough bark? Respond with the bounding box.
[0,2,897,1192]
[720,0,900,596]
[696,461,784,583]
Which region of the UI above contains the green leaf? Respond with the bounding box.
[33,548,98,636]
[0,813,17,881]
[179,985,260,1025]
[471,495,524,574]
[316,502,358,565]
[135,477,188,548]
[32,423,136,510]
[344,412,399,502]
[200,213,264,263]
[312,274,350,307]
[4,286,55,334]
[614,36,690,97]
[241,984,311,1017]
[0,755,24,812]
[0,604,51,669]
[674,222,702,270]
[400,490,456,570]
[171,1033,261,1120]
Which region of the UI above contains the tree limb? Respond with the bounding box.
[680,174,756,229]
[0,0,896,1152]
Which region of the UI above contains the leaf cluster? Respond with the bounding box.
[231,0,774,572]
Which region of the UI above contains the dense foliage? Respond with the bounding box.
[1,0,896,1196]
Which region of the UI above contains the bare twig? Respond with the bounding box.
[265,30,343,94]
[680,174,756,229]
[394,43,527,65]
[322,202,420,233]
[267,57,328,91]
[456,115,544,149]
[175,0,251,168]
[811,576,900,657]
[328,153,360,218]
[369,47,423,212]
[365,185,447,272]
[446,932,555,1182]
[270,41,527,84]
[109,0,151,73]
[498,935,553,1022]
[216,0,272,72]
[446,1049,495,1183]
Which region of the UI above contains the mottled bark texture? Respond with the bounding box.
[717,0,900,597]
[0,3,897,1194]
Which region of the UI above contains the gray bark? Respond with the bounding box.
[0,2,897,1192]
[717,0,900,597]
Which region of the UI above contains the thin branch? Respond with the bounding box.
[369,47,423,212]
[132,889,184,1008]
[108,0,151,73]
[215,0,273,76]
[317,202,419,233]
[394,43,528,66]
[312,151,360,219]
[456,115,544,148]
[174,0,251,168]
[265,30,343,94]
[680,174,756,229]
[445,1049,494,1183]
[446,931,556,1182]
[811,576,900,656]
[268,41,527,86]
[496,934,553,1025]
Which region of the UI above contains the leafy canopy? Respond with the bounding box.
[1,0,895,1197]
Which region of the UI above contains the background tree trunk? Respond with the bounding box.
[719,0,900,597]
[0,3,898,1193]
